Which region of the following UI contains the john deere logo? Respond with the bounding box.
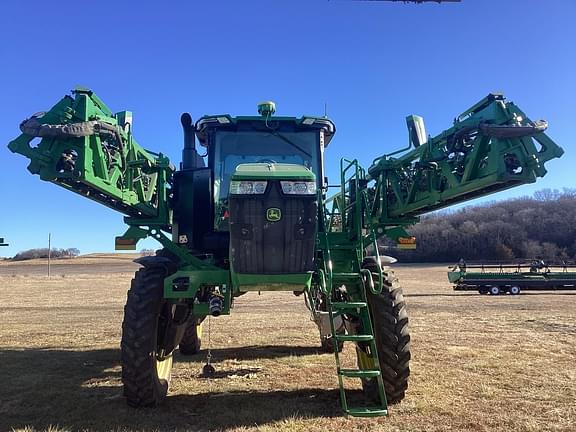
[266,207,282,222]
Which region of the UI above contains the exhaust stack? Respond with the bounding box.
[181,113,204,170]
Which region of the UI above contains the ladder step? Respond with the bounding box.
[335,334,374,342]
[338,368,380,378]
[346,407,388,418]
[333,272,362,279]
[331,301,367,310]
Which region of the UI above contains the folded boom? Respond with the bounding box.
[366,93,564,222]
[8,88,173,224]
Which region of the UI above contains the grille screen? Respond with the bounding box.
[229,182,317,274]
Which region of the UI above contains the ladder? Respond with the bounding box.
[319,266,389,417]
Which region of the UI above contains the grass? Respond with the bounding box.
[0,257,575,431]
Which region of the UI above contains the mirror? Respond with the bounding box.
[406,115,427,147]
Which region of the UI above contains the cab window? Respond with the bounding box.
[213,131,320,201]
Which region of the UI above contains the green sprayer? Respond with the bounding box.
[8,87,563,416]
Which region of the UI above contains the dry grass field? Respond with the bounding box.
[0,255,575,432]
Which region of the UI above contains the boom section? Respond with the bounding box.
[367,93,564,221]
[8,88,173,221]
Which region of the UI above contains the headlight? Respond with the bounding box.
[280,181,317,195]
[229,180,268,195]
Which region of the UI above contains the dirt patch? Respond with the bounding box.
[1,257,575,431]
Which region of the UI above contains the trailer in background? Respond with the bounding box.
[448,260,576,295]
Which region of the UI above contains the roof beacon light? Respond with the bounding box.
[257,101,276,117]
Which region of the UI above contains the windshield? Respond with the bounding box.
[213,130,320,200]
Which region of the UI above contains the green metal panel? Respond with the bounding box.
[448,271,463,283]
[232,273,313,291]
[163,269,230,298]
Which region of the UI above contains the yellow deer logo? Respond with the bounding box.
[266,207,282,222]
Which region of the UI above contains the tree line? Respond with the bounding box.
[388,189,576,263]
[12,248,81,261]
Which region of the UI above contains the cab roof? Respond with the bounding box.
[195,115,336,148]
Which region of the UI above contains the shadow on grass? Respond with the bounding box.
[178,344,325,363]
[0,346,343,431]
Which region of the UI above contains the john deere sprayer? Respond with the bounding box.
[7,88,563,416]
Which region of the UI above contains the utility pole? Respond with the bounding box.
[48,233,51,279]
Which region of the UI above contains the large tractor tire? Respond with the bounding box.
[121,263,177,407]
[358,260,411,404]
[179,316,204,355]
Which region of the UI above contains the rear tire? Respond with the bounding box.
[358,262,410,404]
[121,264,173,407]
[509,286,521,295]
[489,286,501,295]
[179,316,204,355]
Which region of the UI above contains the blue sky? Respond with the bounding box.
[0,0,574,256]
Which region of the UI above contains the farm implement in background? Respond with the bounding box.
[449,260,576,295]
[8,87,563,416]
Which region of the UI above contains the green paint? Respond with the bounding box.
[232,273,313,292]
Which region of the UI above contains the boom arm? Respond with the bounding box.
[8,88,173,224]
[368,93,564,220]
[331,93,564,247]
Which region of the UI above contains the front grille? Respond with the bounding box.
[229,182,317,274]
